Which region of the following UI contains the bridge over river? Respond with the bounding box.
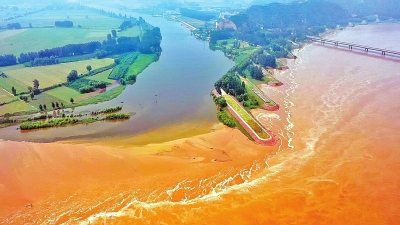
[307,36,400,57]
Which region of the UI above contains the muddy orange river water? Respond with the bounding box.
[1,24,400,224]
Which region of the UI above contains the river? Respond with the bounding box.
[1,18,400,225]
[78,23,400,224]
[0,11,234,142]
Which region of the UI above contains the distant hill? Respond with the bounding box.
[230,0,350,32]
[327,0,400,18]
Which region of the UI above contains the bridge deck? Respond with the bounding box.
[307,36,400,55]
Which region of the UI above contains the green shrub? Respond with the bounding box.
[92,106,122,115]
[104,113,130,120]
[20,118,80,130]
[217,110,236,128]
[214,96,227,108]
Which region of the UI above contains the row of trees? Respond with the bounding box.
[7,22,22,29]
[18,41,102,64]
[26,56,59,67]
[1,19,161,67]
[214,72,246,97]
[0,54,17,67]
[51,101,64,109]
[55,20,73,28]
[100,27,162,57]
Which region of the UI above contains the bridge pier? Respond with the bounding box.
[382,51,386,55]
[365,48,369,52]
[349,45,352,50]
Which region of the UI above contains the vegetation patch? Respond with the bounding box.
[86,69,113,84]
[69,78,107,94]
[20,117,81,130]
[217,109,236,128]
[70,85,126,107]
[224,94,271,139]
[127,54,155,77]
[104,113,130,120]
[244,80,273,107]
[108,52,139,82]
[92,106,122,115]
[19,111,131,130]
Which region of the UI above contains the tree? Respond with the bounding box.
[214,96,227,108]
[86,65,92,72]
[32,79,40,95]
[0,54,17,66]
[43,104,47,110]
[33,79,39,89]
[67,70,78,82]
[111,29,117,38]
[11,86,16,96]
[39,104,43,111]
[70,98,74,104]
[250,65,264,80]
[28,86,33,93]
[61,102,64,108]
[56,102,59,108]
[30,92,34,100]
[51,102,55,109]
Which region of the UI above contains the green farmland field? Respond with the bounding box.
[0,58,114,89]
[0,9,127,55]
[119,26,142,38]
[127,54,155,76]
[0,100,35,115]
[0,87,16,103]
[0,28,110,55]
[0,74,29,95]
[86,69,113,84]
[0,9,122,30]
[45,86,83,103]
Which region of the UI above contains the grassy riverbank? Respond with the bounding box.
[19,112,131,130]
[224,94,271,139]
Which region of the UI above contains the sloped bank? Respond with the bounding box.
[224,93,278,146]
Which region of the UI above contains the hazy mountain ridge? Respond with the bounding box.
[327,0,400,18]
[230,0,349,32]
